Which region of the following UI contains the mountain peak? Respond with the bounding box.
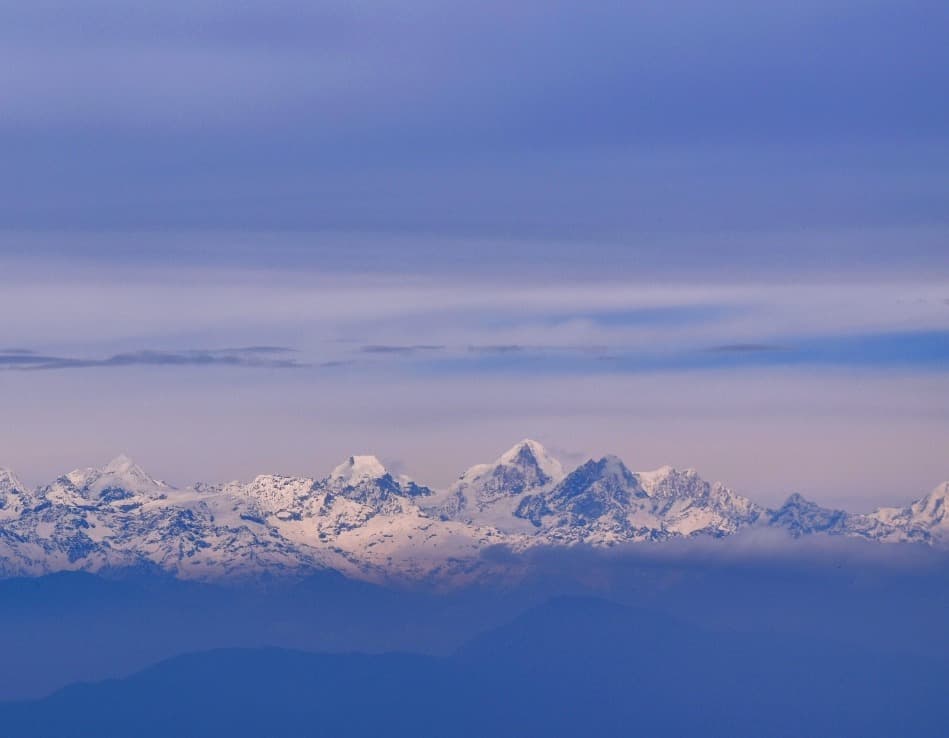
[104,454,139,475]
[497,439,563,481]
[768,493,850,537]
[438,441,565,523]
[596,455,633,478]
[910,481,949,527]
[781,492,811,507]
[514,454,645,531]
[330,455,388,485]
[775,492,837,515]
[635,465,711,502]
[551,455,640,499]
[63,454,169,499]
[499,439,544,462]
[0,467,24,491]
[640,464,676,479]
[0,467,28,518]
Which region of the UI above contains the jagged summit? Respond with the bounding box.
[496,439,564,482]
[0,467,25,493]
[435,440,565,527]
[591,454,636,481]
[773,492,837,514]
[636,466,706,501]
[636,464,676,484]
[454,439,564,491]
[545,455,641,507]
[541,455,640,503]
[103,454,139,475]
[330,455,388,485]
[910,482,948,525]
[635,465,703,491]
[514,456,639,527]
[767,493,849,537]
[871,481,949,535]
[782,492,811,507]
[322,455,431,509]
[0,467,28,519]
[61,454,171,502]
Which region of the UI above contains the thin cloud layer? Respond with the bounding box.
[0,347,306,371]
[359,345,445,355]
[706,344,787,353]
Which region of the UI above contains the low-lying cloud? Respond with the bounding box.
[480,529,949,576]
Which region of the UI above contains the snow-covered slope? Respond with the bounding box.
[0,448,944,583]
[221,456,500,582]
[513,458,764,545]
[64,454,172,502]
[434,440,563,531]
[0,468,28,520]
[320,454,433,510]
[636,466,763,537]
[515,456,656,543]
[766,492,933,544]
[0,457,333,580]
[870,482,949,543]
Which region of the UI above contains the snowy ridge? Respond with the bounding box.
[433,439,564,531]
[0,468,28,520]
[869,482,949,541]
[0,441,945,582]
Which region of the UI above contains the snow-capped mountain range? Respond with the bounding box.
[0,441,946,582]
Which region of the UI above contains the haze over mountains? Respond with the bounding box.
[3,595,948,738]
[1,440,945,582]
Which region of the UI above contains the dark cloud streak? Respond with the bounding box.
[0,347,307,371]
[467,345,526,354]
[360,345,445,355]
[706,344,787,353]
[467,345,609,355]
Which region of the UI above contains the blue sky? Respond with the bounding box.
[0,1,947,505]
[2,0,947,238]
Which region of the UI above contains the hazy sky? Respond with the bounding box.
[1,1,947,506]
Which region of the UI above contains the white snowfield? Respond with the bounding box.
[0,440,945,583]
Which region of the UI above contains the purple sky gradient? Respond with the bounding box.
[0,0,947,504]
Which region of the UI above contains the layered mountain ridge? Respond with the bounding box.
[0,441,945,582]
